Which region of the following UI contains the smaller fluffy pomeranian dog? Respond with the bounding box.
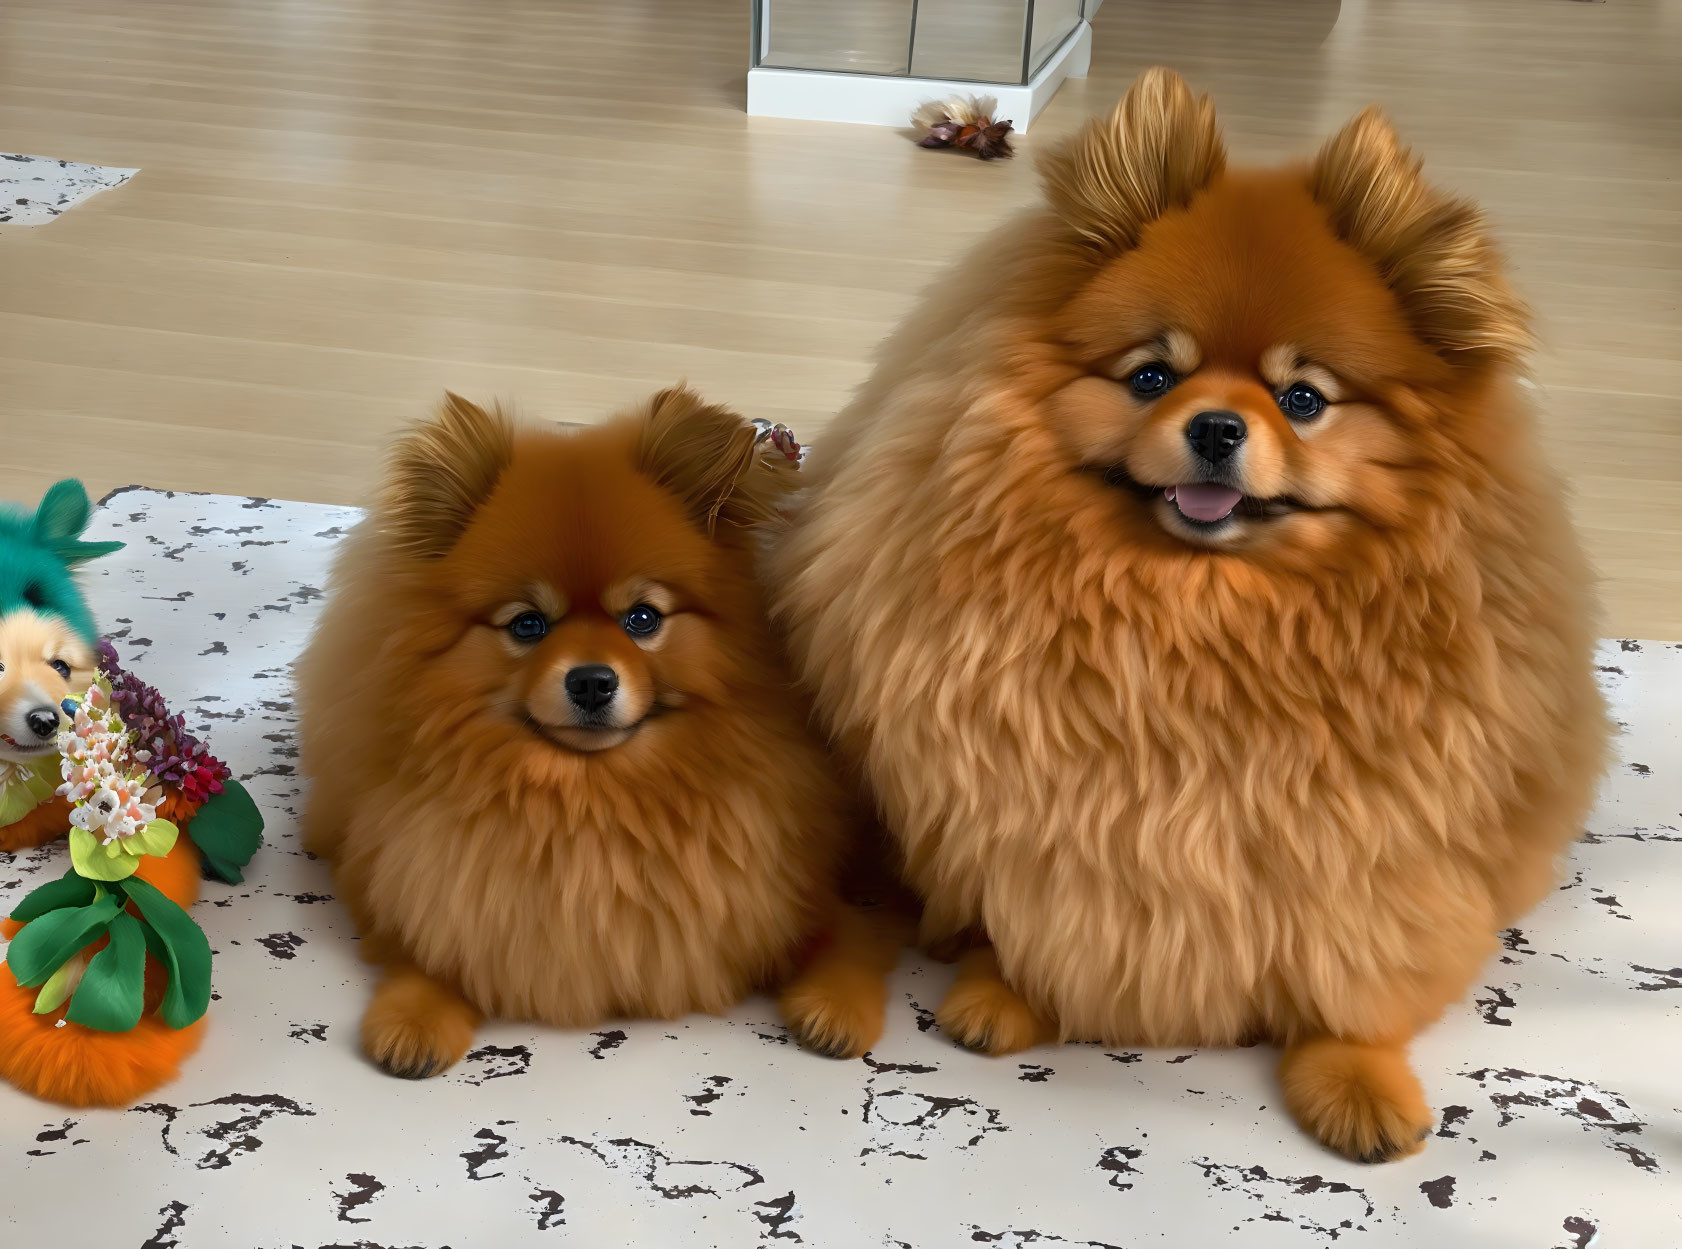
[298,389,890,1077]
[771,70,1609,1161]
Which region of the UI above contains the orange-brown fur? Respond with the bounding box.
[769,70,1608,1160]
[779,878,915,1059]
[298,388,886,1076]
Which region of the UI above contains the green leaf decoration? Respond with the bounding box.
[9,870,96,924]
[0,754,60,826]
[0,786,39,828]
[121,876,212,1029]
[6,891,123,988]
[139,921,169,971]
[187,780,264,883]
[69,827,143,882]
[199,853,240,886]
[32,958,79,1015]
[66,912,146,1032]
[53,539,126,567]
[133,818,178,858]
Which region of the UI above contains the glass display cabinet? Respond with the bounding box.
[747,1,1095,131]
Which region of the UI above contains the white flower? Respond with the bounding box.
[52,681,155,844]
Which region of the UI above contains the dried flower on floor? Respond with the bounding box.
[912,95,1015,160]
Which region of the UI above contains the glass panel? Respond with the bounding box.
[1027,0,1084,78]
[758,0,917,76]
[909,0,1030,85]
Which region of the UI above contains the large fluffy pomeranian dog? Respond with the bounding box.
[770,70,1608,1161]
[299,389,889,1078]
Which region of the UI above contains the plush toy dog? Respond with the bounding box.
[0,480,262,1106]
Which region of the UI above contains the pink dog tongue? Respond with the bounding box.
[1167,483,1243,522]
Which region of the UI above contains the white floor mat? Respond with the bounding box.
[2,487,1675,1247]
[0,154,137,225]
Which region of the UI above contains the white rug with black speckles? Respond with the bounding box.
[0,154,137,225]
[2,488,1677,1249]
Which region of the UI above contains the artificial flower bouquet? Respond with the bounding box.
[7,640,262,1034]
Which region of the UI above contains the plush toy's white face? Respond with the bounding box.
[0,610,92,765]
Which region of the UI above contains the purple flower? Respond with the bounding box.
[96,638,231,796]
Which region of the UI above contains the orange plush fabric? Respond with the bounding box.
[0,795,73,855]
[0,838,205,1106]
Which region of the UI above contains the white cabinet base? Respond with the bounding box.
[747,21,1091,134]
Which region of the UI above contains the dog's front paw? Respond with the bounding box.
[780,967,885,1059]
[935,950,1056,1056]
[1280,1036,1433,1162]
[360,967,479,1079]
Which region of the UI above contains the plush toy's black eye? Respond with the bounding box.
[1128,364,1175,398]
[49,659,71,679]
[1279,382,1328,420]
[623,604,663,637]
[22,584,45,610]
[508,612,548,642]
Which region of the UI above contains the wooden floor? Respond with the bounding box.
[1,0,1678,635]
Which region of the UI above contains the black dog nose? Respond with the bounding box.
[564,665,619,713]
[1187,411,1246,464]
[25,707,58,740]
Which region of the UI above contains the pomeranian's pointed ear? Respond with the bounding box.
[1311,108,1530,365]
[639,386,788,535]
[382,392,514,558]
[1039,68,1225,252]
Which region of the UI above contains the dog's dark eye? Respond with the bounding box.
[1127,364,1175,398]
[23,584,46,610]
[1279,382,1327,421]
[508,611,548,642]
[48,659,71,679]
[623,604,663,637]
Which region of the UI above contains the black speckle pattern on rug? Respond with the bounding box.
[0,152,137,224]
[1,487,1676,1246]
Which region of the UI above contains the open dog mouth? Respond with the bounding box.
[0,732,52,755]
[1101,468,1310,528]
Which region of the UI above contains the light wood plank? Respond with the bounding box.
[0,0,1677,635]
